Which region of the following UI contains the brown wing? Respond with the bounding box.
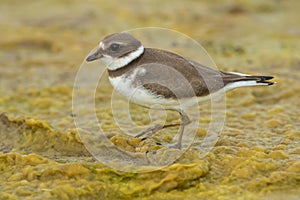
[134,48,226,99]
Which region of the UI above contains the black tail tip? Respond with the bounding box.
[257,76,275,85]
[262,76,274,81]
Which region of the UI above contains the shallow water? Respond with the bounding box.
[0,0,299,199]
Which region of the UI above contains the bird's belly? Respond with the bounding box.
[108,75,179,109]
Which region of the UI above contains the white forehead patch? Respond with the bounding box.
[99,42,105,49]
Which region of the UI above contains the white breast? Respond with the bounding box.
[108,68,179,109]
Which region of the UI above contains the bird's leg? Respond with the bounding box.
[135,109,191,149]
[170,110,191,149]
[135,122,181,138]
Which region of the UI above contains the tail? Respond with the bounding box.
[222,72,275,91]
[247,75,275,85]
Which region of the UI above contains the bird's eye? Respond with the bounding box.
[110,43,120,51]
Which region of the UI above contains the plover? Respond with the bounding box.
[86,32,274,149]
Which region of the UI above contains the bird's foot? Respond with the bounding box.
[168,142,182,149]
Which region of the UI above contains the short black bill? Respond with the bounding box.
[86,49,103,62]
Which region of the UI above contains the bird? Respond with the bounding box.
[86,32,274,149]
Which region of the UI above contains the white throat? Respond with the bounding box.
[101,46,144,70]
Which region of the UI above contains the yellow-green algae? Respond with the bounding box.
[0,0,300,199]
